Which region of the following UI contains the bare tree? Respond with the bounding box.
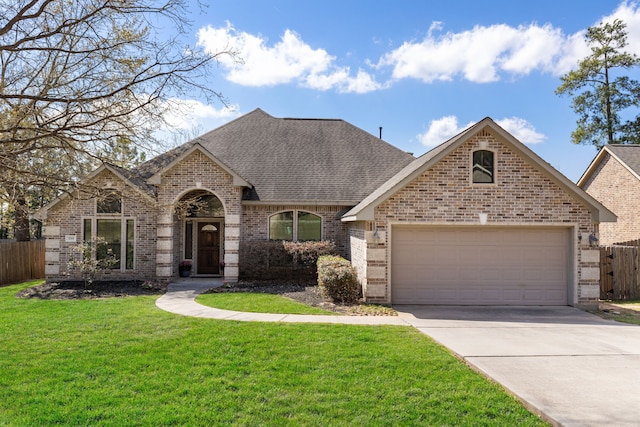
[0,0,238,239]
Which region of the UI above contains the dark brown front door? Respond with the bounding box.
[197,222,220,274]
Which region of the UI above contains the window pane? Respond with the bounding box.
[187,194,224,218]
[97,219,121,269]
[472,150,494,183]
[97,192,122,214]
[269,212,293,240]
[126,219,134,270]
[184,220,193,259]
[83,219,92,242]
[297,212,321,241]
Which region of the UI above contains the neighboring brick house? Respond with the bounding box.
[38,110,614,308]
[579,145,640,245]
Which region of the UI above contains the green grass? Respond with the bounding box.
[196,292,336,315]
[0,280,547,426]
[596,300,640,325]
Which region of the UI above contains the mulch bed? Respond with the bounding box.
[16,280,167,300]
[207,281,397,316]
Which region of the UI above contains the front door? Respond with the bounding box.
[197,222,220,274]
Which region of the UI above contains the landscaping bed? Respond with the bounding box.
[16,279,396,315]
[207,281,397,316]
[16,280,167,300]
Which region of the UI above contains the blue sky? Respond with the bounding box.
[160,1,640,182]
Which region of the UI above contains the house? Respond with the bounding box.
[579,144,640,245]
[39,109,614,308]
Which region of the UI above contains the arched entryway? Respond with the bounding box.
[178,190,225,276]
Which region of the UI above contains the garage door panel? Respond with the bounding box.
[392,227,569,305]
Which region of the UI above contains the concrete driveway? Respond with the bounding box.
[395,306,640,427]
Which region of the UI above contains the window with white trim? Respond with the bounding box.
[269,210,321,241]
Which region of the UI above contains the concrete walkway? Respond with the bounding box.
[156,278,409,325]
[156,278,640,427]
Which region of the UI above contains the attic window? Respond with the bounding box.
[472,150,494,184]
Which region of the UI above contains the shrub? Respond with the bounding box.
[239,241,291,280]
[282,240,336,268]
[67,238,118,288]
[240,240,336,282]
[317,255,361,303]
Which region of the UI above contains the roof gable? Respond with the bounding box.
[146,143,251,187]
[343,117,615,223]
[34,163,156,220]
[578,145,640,187]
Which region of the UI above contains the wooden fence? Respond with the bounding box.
[0,240,46,286]
[600,245,640,300]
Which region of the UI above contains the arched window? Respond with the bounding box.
[269,210,321,241]
[472,150,494,184]
[97,190,121,214]
[186,193,224,218]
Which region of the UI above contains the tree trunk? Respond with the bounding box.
[13,198,30,241]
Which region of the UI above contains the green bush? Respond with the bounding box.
[317,255,361,303]
[240,240,336,282]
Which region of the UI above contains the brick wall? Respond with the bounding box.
[347,222,367,292]
[355,130,598,307]
[45,169,158,282]
[45,150,353,284]
[241,204,349,257]
[581,153,640,245]
[156,150,243,282]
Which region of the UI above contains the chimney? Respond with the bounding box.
[379,126,383,139]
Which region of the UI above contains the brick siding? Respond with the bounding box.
[45,151,352,283]
[45,169,158,282]
[581,153,640,245]
[241,204,349,257]
[350,130,598,307]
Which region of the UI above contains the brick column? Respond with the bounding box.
[364,228,388,303]
[44,225,61,277]
[224,214,240,283]
[156,213,173,280]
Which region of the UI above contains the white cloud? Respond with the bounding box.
[195,3,640,92]
[379,22,575,83]
[495,117,546,144]
[417,116,472,147]
[418,115,545,147]
[148,99,240,150]
[197,22,381,93]
[379,2,640,83]
[601,1,640,56]
[553,2,640,74]
[161,99,239,131]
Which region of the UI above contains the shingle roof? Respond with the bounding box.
[605,145,640,177]
[135,108,415,204]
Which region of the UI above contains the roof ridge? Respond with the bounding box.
[282,117,342,121]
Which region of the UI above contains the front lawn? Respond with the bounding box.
[0,281,547,426]
[196,292,336,315]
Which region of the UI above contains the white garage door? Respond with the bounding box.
[391,227,569,305]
